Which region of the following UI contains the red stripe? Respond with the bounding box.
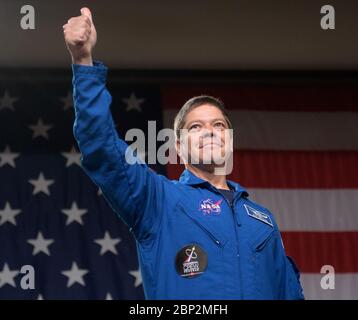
[160,85,358,111]
[282,232,358,273]
[165,151,358,188]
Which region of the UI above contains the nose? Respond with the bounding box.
[202,123,215,137]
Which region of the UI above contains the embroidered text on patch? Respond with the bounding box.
[244,204,273,227]
[199,198,223,215]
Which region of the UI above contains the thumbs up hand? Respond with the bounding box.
[63,7,97,65]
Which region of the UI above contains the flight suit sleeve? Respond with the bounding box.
[268,211,305,300]
[284,255,305,300]
[72,61,165,242]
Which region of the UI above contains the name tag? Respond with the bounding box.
[244,204,273,227]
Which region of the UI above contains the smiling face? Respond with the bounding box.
[176,104,233,169]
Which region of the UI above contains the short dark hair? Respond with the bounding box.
[173,95,232,139]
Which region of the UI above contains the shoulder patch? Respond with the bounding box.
[244,204,273,227]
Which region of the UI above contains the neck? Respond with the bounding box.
[186,164,230,190]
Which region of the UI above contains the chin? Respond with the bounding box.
[199,156,223,166]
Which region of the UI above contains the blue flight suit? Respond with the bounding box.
[72,61,305,300]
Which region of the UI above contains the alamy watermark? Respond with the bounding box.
[19,4,336,31]
[124,123,234,175]
[320,264,335,290]
[20,5,35,30]
[320,5,335,30]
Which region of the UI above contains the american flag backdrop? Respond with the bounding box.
[0,70,357,299]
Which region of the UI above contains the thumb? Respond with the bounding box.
[80,7,92,22]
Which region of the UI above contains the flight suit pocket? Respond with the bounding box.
[176,200,229,248]
[183,211,228,248]
[249,227,276,252]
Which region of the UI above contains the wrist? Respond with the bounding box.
[72,55,93,66]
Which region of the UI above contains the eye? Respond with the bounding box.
[189,123,201,131]
[214,122,226,129]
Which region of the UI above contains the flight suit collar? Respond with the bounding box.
[179,168,249,197]
[177,169,250,247]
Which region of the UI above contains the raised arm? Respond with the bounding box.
[63,8,166,242]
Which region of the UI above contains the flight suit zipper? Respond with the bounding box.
[215,188,244,300]
[228,198,243,300]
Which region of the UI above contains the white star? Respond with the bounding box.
[62,202,87,226]
[129,269,142,288]
[97,188,103,196]
[28,118,53,140]
[0,145,20,168]
[0,91,18,112]
[27,231,54,256]
[105,293,113,300]
[28,172,55,196]
[0,202,21,226]
[61,146,81,167]
[61,262,89,288]
[122,92,144,112]
[0,263,19,288]
[60,91,73,111]
[94,231,121,255]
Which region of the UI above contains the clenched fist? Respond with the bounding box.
[63,7,97,66]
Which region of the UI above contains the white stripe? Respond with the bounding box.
[301,273,358,300]
[164,110,358,150]
[247,189,358,231]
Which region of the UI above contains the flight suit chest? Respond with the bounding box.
[149,183,279,299]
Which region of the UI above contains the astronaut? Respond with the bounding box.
[63,7,304,299]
